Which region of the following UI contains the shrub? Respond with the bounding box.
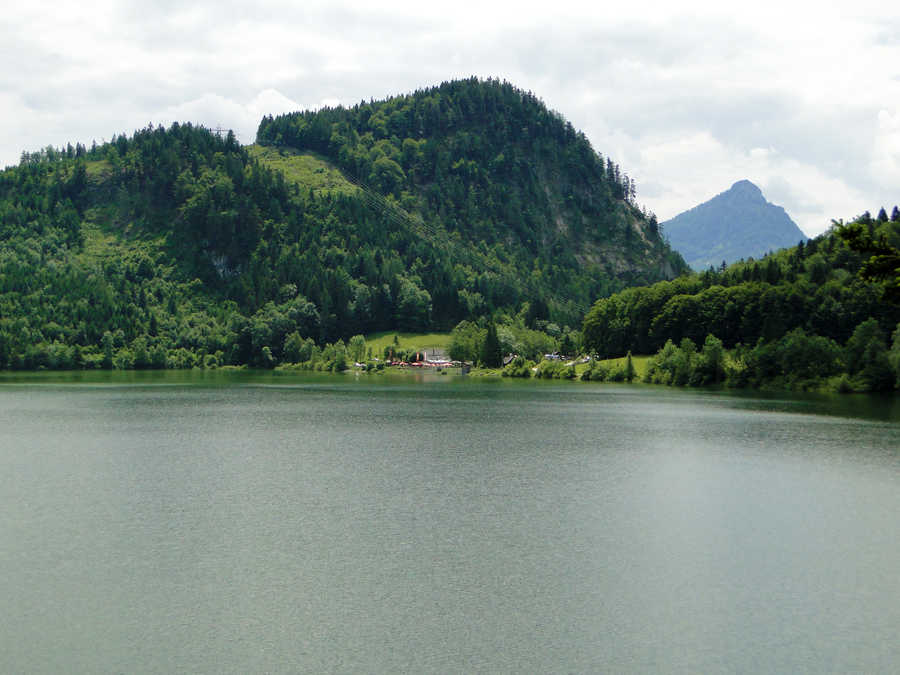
[581,359,610,382]
[501,355,534,378]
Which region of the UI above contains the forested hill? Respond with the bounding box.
[0,79,684,370]
[257,77,685,292]
[582,210,900,390]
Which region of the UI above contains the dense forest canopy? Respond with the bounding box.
[257,77,685,304]
[0,78,683,370]
[582,210,900,391]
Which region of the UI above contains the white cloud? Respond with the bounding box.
[636,131,870,236]
[248,89,305,119]
[156,94,254,137]
[873,107,900,188]
[2,1,899,235]
[141,89,303,146]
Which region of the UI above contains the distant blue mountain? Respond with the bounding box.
[662,180,806,270]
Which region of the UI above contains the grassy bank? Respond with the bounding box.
[364,331,452,359]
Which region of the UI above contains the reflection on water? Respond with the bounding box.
[1,372,898,673]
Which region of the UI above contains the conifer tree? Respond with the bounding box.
[625,350,636,383]
[481,322,502,368]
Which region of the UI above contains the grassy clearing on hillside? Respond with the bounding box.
[248,145,359,196]
[592,354,651,379]
[79,221,120,262]
[84,159,112,181]
[364,331,452,358]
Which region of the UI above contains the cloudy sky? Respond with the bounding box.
[3,1,898,235]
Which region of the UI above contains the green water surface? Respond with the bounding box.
[1,372,898,673]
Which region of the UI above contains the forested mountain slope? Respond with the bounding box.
[663,179,806,270]
[582,210,900,390]
[0,78,684,369]
[256,77,685,299]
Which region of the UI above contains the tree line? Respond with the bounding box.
[1,88,679,371]
[582,210,900,391]
[257,77,685,312]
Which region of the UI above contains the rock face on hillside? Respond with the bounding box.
[662,180,806,270]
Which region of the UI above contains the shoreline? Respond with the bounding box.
[2,363,897,399]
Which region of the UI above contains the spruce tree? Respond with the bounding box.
[481,322,502,368]
[625,350,636,383]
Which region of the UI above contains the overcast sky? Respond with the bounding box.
[3,1,898,235]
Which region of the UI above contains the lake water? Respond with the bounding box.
[1,371,898,673]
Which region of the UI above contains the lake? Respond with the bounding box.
[1,371,898,673]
